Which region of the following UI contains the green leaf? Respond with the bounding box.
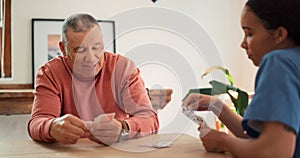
[183,66,248,116]
[182,80,249,116]
[209,80,237,94]
[201,66,234,85]
[236,89,248,116]
[182,88,212,101]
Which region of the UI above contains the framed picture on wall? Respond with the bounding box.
[31,18,116,88]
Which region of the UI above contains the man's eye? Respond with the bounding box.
[92,44,104,50]
[76,47,86,53]
[92,46,102,51]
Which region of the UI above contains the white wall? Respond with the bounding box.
[1,0,258,137]
[1,0,257,91]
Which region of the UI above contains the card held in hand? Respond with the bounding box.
[182,108,203,124]
[84,113,116,130]
[94,113,116,123]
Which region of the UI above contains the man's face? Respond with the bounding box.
[64,25,104,79]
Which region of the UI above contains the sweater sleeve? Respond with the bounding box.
[112,57,159,138]
[28,64,61,142]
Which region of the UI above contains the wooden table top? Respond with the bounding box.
[0,133,232,158]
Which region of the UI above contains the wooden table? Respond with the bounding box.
[0,133,232,158]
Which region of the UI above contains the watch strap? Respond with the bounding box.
[121,120,129,130]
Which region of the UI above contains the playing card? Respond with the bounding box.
[94,113,115,123]
[182,108,203,124]
[140,141,172,148]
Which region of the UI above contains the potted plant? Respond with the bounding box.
[184,66,248,116]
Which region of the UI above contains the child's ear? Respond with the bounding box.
[273,26,288,44]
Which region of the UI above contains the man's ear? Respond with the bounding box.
[273,26,288,44]
[59,41,67,56]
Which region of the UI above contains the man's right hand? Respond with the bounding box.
[49,114,88,144]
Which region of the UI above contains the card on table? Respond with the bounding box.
[140,141,172,148]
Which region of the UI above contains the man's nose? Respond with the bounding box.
[85,49,95,61]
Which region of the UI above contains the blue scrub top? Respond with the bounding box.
[242,47,300,158]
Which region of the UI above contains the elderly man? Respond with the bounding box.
[28,13,159,145]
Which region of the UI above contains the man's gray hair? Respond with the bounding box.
[61,13,100,46]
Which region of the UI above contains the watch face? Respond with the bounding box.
[118,129,129,142]
[122,129,130,135]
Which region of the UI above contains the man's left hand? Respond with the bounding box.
[88,119,122,145]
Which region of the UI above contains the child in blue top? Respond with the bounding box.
[182,0,300,157]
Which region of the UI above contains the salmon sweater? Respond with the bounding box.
[28,52,159,142]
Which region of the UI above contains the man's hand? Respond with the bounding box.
[89,118,122,145]
[49,114,88,144]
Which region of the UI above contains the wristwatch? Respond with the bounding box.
[117,121,130,142]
